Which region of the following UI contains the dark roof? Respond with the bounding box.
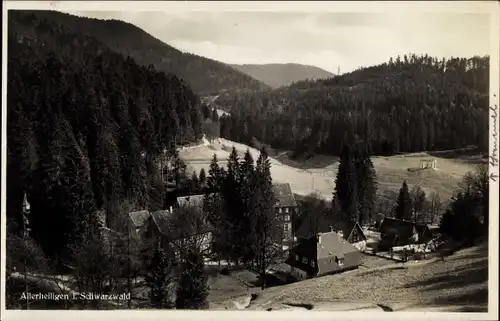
[128,210,150,227]
[272,183,297,207]
[149,210,173,235]
[295,213,366,243]
[379,217,430,239]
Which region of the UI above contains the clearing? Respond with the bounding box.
[208,242,488,312]
[179,138,484,201]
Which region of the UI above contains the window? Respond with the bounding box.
[337,258,344,266]
[285,208,289,213]
[283,224,288,232]
[310,260,316,268]
[302,257,308,264]
[278,208,282,213]
[284,215,290,221]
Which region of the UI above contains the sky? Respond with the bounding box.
[65,10,491,74]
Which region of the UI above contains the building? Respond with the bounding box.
[295,213,367,251]
[378,217,433,250]
[128,194,214,257]
[285,231,362,280]
[272,183,298,243]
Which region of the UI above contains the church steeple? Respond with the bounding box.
[22,192,31,236]
[23,192,30,212]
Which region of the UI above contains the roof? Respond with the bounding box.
[379,217,430,239]
[149,210,173,235]
[176,194,206,208]
[316,231,359,259]
[128,210,150,227]
[295,213,366,243]
[272,183,297,207]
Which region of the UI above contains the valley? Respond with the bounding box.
[179,137,485,202]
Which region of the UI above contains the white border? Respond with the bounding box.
[1,1,499,321]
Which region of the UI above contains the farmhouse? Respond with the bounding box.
[127,196,213,256]
[285,231,362,280]
[378,217,433,250]
[272,183,298,243]
[295,213,367,251]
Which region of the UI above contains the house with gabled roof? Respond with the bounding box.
[295,213,367,251]
[285,231,362,280]
[272,183,298,243]
[378,217,433,250]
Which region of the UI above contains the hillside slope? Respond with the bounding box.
[231,63,335,88]
[9,10,270,95]
[7,11,203,258]
[210,242,488,312]
[179,138,482,202]
[217,55,489,157]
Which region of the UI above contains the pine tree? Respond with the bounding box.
[221,147,244,263]
[395,181,412,221]
[190,170,200,194]
[207,154,223,192]
[145,246,173,309]
[250,147,281,290]
[198,168,207,188]
[333,146,358,223]
[411,185,426,223]
[354,144,377,226]
[239,149,256,262]
[175,249,209,310]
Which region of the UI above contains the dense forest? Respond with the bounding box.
[7,11,203,260]
[9,10,269,95]
[216,54,490,157]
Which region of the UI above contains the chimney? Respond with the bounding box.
[317,233,322,244]
[329,226,334,232]
[338,230,344,240]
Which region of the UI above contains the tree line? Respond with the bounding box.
[7,13,203,281]
[214,54,489,157]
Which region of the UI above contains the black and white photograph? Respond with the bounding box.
[1,1,499,318]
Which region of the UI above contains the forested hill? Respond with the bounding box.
[7,11,203,258]
[216,54,490,157]
[9,10,270,95]
[231,63,335,88]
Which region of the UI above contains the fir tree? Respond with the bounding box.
[333,145,358,223]
[239,149,256,262]
[145,246,173,309]
[207,154,222,192]
[175,249,209,310]
[198,168,207,188]
[354,144,377,226]
[395,180,412,221]
[250,147,281,290]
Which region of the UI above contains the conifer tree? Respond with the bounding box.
[395,181,413,221]
[333,145,358,223]
[355,144,377,226]
[175,249,209,310]
[198,168,207,188]
[239,149,256,262]
[146,246,173,309]
[250,147,281,290]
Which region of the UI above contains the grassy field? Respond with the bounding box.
[179,138,485,202]
[208,242,488,312]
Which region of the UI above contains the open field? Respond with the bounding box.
[179,138,485,201]
[208,242,488,312]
